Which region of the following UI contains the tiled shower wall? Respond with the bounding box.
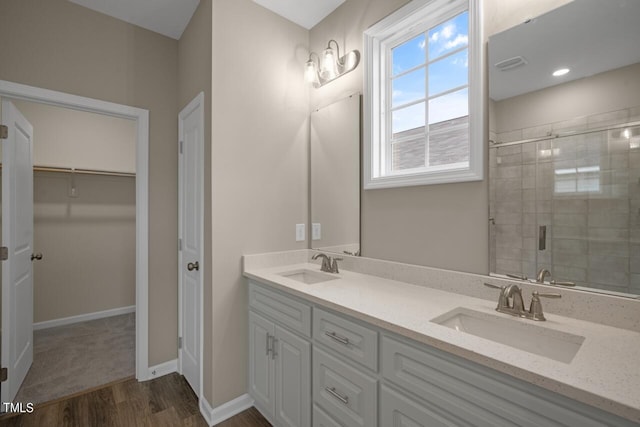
[489,107,640,295]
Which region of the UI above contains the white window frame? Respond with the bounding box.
[363,0,484,189]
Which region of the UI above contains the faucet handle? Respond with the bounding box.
[330,257,343,273]
[536,291,562,298]
[528,291,561,321]
[484,283,509,311]
[550,280,576,287]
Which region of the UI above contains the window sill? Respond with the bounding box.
[364,166,483,189]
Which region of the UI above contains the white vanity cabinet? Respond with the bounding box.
[379,335,638,427]
[248,280,638,427]
[249,283,312,427]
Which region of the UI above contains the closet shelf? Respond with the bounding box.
[0,164,135,178]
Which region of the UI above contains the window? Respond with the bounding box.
[554,165,601,194]
[364,0,484,189]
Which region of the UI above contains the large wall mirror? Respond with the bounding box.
[310,94,361,256]
[488,0,640,297]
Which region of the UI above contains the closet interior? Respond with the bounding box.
[1,99,137,404]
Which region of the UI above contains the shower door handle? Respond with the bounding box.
[538,226,547,251]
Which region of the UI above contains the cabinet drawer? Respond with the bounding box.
[380,384,463,427]
[249,282,311,337]
[313,308,377,371]
[313,347,376,427]
[381,335,633,427]
[313,404,343,427]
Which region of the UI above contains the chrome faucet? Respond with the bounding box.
[485,283,526,316]
[484,283,561,321]
[535,268,576,287]
[503,284,525,315]
[536,268,551,283]
[312,253,342,274]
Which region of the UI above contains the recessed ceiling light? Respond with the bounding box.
[552,68,570,77]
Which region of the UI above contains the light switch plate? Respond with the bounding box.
[296,224,305,242]
[312,223,321,240]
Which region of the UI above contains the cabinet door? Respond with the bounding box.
[275,324,311,427]
[249,311,275,418]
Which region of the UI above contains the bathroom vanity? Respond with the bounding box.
[243,250,640,427]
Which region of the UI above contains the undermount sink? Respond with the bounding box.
[279,269,339,285]
[431,307,584,363]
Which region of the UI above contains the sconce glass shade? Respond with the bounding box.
[305,40,360,88]
[321,47,339,80]
[305,59,320,86]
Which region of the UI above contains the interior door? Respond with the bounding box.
[178,93,204,395]
[1,100,34,403]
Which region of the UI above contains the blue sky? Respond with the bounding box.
[391,11,469,134]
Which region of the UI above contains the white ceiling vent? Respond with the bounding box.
[494,56,528,71]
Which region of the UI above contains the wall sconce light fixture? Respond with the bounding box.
[305,40,360,88]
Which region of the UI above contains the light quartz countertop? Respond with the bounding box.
[244,261,640,423]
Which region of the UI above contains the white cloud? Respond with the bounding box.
[429,23,455,45]
[428,21,468,55]
[451,55,469,68]
[444,34,468,50]
[441,24,455,39]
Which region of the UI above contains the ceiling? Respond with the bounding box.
[252,0,346,29]
[68,0,200,40]
[489,0,640,101]
[68,0,344,40]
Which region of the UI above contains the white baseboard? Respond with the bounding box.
[147,359,178,379]
[199,398,215,426]
[33,305,136,330]
[200,393,254,426]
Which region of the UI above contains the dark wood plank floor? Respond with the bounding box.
[0,373,271,427]
[216,406,271,427]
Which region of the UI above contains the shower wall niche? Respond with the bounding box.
[489,112,640,296]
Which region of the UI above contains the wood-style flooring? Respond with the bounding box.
[0,373,271,427]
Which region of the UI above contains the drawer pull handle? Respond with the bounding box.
[325,387,349,405]
[325,331,349,345]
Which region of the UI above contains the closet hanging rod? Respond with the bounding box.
[0,164,135,178]
[489,119,640,148]
[33,166,135,178]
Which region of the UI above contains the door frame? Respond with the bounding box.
[177,92,204,399]
[0,80,151,380]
